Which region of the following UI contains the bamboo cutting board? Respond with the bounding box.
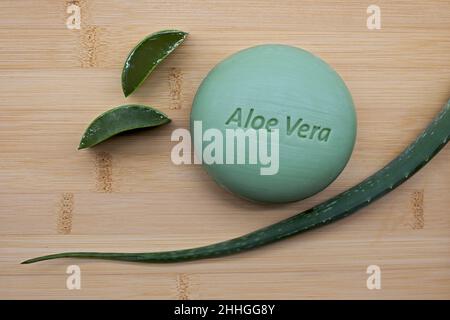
[1,0,449,299]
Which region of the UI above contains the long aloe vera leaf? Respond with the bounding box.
[23,99,450,264]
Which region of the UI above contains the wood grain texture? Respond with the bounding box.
[1,0,449,299]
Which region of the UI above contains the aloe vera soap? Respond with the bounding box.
[190,44,356,203]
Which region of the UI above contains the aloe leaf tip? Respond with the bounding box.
[121,29,188,97]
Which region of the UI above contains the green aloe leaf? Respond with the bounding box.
[122,30,188,97]
[23,99,450,264]
[78,104,170,149]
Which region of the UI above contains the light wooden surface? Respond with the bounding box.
[1,0,449,300]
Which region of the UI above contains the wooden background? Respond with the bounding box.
[1,0,449,299]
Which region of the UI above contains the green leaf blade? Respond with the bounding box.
[122,30,188,97]
[78,104,171,149]
[24,99,450,264]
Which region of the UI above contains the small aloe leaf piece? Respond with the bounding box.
[78,104,170,149]
[23,99,450,264]
[122,30,188,97]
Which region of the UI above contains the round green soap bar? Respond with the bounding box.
[190,44,356,203]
